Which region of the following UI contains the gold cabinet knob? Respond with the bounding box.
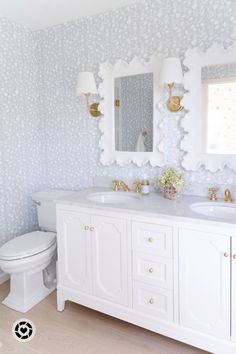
[90,226,95,232]
[148,237,154,243]
[148,267,154,273]
[233,254,236,260]
[84,226,89,231]
[149,298,154,305]
[224,252,229,258]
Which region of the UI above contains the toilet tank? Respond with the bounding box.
[31,190,74,232]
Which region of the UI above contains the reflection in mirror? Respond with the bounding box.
[202,63,236,155]
[114,73,153,152]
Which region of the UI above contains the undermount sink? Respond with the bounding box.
[86,191,140,204]
[190,202,236,220]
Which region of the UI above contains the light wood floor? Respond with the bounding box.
[0,281,210,354]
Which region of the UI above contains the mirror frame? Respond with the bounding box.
[181,43,236,171]
[98,55,164,166]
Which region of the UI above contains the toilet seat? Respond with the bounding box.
[0,231,56,261]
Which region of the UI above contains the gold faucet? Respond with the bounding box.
[112,180,120,192]
[209,187,219,201]
[224,188,233,203]
[133,181,142,193]
[119,181,130,192]
[112,180,130,192]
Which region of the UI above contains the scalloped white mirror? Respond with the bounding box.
[98,55,164,166]
[181,43,236,171]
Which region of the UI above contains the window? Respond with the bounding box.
[202,78,236,154]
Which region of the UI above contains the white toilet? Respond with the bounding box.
[0,190,73,313]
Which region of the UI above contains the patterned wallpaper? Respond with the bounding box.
[202,63,236,80]
[0,18,47,246]
[1,0,236,246]
[40,0,236,196]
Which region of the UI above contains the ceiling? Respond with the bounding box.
[0,0,139,30]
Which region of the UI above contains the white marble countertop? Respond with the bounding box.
[56,187,236,228]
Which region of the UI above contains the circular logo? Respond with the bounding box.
[12,319,36,342]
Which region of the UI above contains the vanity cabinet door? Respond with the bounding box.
[232,237,236,342]
[91,215,128,306]
[57,210,92,294]
[179,228,231,339]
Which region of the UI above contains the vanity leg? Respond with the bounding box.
[57,292,65,312]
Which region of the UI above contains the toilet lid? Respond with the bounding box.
[0,231,56,260]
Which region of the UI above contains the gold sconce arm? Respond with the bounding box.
[160,58,184,113]
[167,83,183,113]
[84,93,102,118]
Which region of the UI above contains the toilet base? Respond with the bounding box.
[3,269,56,313]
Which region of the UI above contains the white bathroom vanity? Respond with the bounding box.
[56,188,236,354]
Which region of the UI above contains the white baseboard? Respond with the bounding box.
[0,271,9,285]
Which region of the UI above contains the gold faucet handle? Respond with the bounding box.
[224,188,233,203]
[133,181,142,193]
[112,180,120,191]
[209,187,219,201]
[121,182,130,192]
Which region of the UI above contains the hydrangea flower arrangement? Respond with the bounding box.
[156,167,186,199]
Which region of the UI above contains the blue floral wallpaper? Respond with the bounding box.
[0,0,236,246]
[0,18,47,246]
[202,63,236,80]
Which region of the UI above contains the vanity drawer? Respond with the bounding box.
[132,221,173,257]
[133,281,173,321]
[133,252,173,289]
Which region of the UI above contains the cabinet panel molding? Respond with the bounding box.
[92,215,128,305]
[133,281,174,321]
[132,221,173,258]
[133,252,173,290]
[179,228,231,339]
[57,210,92,294]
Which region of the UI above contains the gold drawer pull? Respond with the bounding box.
[224,252,229,258]
[233,254,236,260]
[149,298,154,305]
[148,237,154,243]
[148,267,154,273]
[84,226,89,231]
[90,226,95,232]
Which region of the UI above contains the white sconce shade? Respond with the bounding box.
[76,71,102,118]
[160,57,183,85]
[76,72,98,95]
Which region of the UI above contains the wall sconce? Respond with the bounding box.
[76,72,102,118]
[160,57,184,112]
